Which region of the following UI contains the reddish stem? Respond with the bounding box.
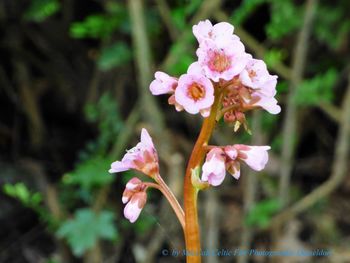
[183,86,221,263]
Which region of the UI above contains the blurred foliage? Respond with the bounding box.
[83,92,123,159]
[3,182,42,207]
[57,209,117,256]
[293,69,337,106]
[265,0,301,40]
[24,0,60,22]
[244,198,281,228]
[70,14,122,39]
[314,1,350,50]
[263,48,287,68]
[63,156,114,190]
[97,42,132,71]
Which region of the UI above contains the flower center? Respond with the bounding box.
[209,51,231,73]
[248,70,257,79]
[187,83,205,101]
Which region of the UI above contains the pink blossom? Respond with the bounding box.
[175,63,214,117]
[234,144,271,171]
[109,129,159,177]
[196,39,249,82]
[251,93,281,114]
[238,57,281,114]
[124,191,147,223]
[150,71,178,95]
[201,148,226,186]
[201,144,271,186]
[192,20,239,44]
[239,57,277,93]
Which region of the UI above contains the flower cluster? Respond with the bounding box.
[150,20,281,125]
[109,20,280,223]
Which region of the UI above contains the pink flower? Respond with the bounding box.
[201,144,271,186]
[175,62,214,117]
[196,39,249,82]
[232,144,271,171]
[150,71,178,95]
[238,57,281,114]
[250,93,281,114]
[201,148,226,186]
[124,191,147,223]
[109,128,159,177]
[122,177,147,223]
[193,20,239,44]
[239,57,277,93]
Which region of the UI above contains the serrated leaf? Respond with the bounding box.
[57,209,117,256]
[63,156,114,189]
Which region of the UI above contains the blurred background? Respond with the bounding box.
[1,0,350,262]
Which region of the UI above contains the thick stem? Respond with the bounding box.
[183,88,221,263]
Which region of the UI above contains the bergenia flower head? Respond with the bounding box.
[122,177,147,223]
[201,145,271,186]
[175,62,214,117]
[109,128,159,177]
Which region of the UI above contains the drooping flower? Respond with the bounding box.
[201,144,271,186]
[196,39,249,82]
[239,57,281,114]
[250,93,281,114]
[175,62,214,117]
[109,129,159,177]
[150,71,178,95]
[192,20,239,44]
[122,177,147,223]
[201,148,226,186]
[233,144,271,171]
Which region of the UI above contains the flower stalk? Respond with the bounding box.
[183,86,221,263]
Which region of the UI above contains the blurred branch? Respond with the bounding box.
[155,0,180,41]
[128,0,165,134]
[279,0,318,207]
[268,70,350,228]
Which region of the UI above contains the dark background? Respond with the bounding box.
[0,0,350,262]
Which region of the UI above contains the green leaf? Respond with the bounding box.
[265,0,301,40]
[263,49,286,68]
[57,209,117,256]
[24,0,60,22]
[69,14,122,39]
[63,156,114,190]
[97,42,132,71]
[293,69,338,106]
[244,198,281,227]
[3,183,42,206]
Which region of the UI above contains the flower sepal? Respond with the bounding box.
[191,166,210,190]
